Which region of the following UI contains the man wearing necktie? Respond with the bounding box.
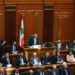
[59,62,71,75]
[2,53,12,67]
[16,52,27,67]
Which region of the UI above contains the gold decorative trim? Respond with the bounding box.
[17,10,43,12]
[17,2,42,4]
[5,4,16,7]
[44,9,53,10]
[5,9,16,12]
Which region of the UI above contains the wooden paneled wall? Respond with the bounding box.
[53,3,75,41]
[0,0,75,46]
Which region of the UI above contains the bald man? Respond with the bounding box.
[29,52,41,66]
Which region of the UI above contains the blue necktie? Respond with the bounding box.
[65,69,68,75]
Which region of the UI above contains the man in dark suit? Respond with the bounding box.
[29,52,41,66]
[2,53,12,67]
[57,52,63,64]
[49,65,59,75]
[59,62,71,75]
[51,54,57,64]
[0,39,6,62]
[9,41,20,54]
[16,52,27,67]
[54,40,62,50]
[29,34,39,46]
[0,68,7,75]
[41,52,52,65]
[70,40,75,56]
[12,68,22,75]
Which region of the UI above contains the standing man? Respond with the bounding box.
[0,39,6,62]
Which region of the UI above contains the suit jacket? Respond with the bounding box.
[9,45,20,53]
[54,42,63,50]
[66,44,71,50]
[57,56,63,62]
[12,72,22,75]
[29,37,39,46]
[41,56,52,65]
[49,69,59,75]
[35,70,46,75]
[2,57,12,67]
[16,56,27,67]
[70,44,75,50]
[51,55,57,64]
[29,57,40,66]
[59,67,71,75]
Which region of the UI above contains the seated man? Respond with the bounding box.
[0,68,7,75]
[49,65,59,75]
[12,68,22,75]
[57,52,63,64]
[16,52,27,67]
[66,51,75,63]
[41,52,51,65]
[54,40,63,50]
[9,41,20,54]
[70,40,75,56]
[29,52,41,66]
[59,62,71,75]
[29,34,39,46]
[2,53,12,67]
[29,70,34,75]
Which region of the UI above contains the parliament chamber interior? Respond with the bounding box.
[0,0,75,75]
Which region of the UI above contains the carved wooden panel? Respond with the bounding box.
[16,5,43,45]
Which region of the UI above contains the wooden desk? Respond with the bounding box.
[23,46,56,60]
[5,63,75,75]
[58,49,69,54]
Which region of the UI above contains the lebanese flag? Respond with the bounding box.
[19,15,24,47]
